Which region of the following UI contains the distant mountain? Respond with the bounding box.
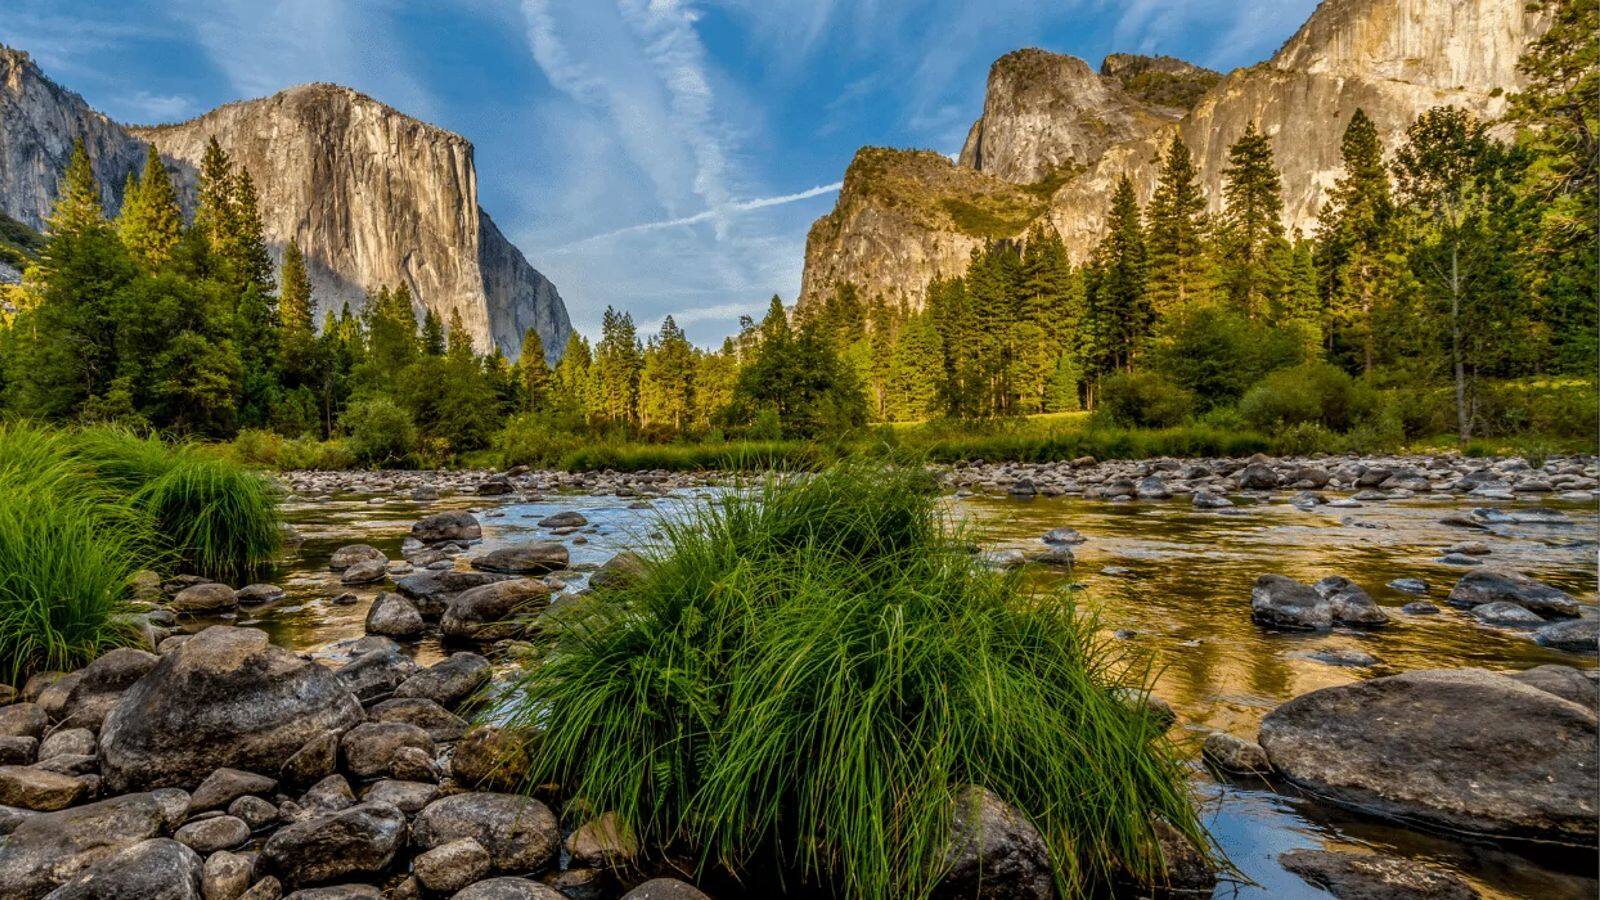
[0,47,569,360]
[799,0,1548,312]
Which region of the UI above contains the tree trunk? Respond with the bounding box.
[1451,243,1469,442]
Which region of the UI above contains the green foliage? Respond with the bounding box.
[500,462,1208,897]
[1216,122,1286,315]
[227,428,355,471]
[1098,371,1195,428]
[1147,302,1305,407]
[341,395,418,466]
[491,412,585,468]
[1238,362,1377,432]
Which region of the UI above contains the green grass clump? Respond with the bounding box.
[0,426,146,681]
[500,461,1209,897]
[71,428,282,581]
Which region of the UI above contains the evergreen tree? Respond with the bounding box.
[591,307,642,427]
[515,327,552,412]
[639,315,696,431]
[1083,177,1149,395]
[551,331,593,424]
[696,338,740,427]
[224,171,275,293]
[1145,134,1211,312]
[195,138,234,253]
[421,309,446,356]
[1317,109,1396,373]
[49,140,107,236]
[277,242,319,386]
[1217,123,1285,316]
[886,312,942,421]
[118,145,183,269]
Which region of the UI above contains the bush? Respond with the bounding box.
[1098,372,1195,429]
[1238,362,1377,432]
[341,396,417,466]
[500,462,1209,897]
[1148,303,1305,407]
[492,413,584,469]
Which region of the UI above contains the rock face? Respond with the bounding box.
[99,626,364,792]
[798,0,1548,308]
[1258,668,1597,844]
[957,49,1180,185]
[0,48,569,361]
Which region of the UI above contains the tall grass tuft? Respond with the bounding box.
[70,428,283,580]
[500,461,1209,897]
[0,426,146,682]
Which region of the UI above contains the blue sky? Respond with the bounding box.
[5,0,1317,345]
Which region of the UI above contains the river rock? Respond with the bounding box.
[0,791,179,899]
[1258,668,1597,843]
[413,837,491,893]
[1401,602,1439,615]
[394,652,490,710]
[99,626,364,793]
[369,698,467,742]
[281,733,339,791]
[589,551,647,590]
[0,736,36,765]
[189,767,277,813]
[457,879,567,900]
[297,775,356,819]
[441,580,553,641]
[37,728,94,761]
[174,814,250,853]
[328,545,385,572]
[1534,617,1599,653]
[1509,665,1599,708]
[257,801,407,888]
[283,886,381,899]
[339,723,434,780]
[363,593,424,639]
[236,584,287,606]
[359,780,438,815]
[203,850,254,900]
[411,511,481,544]
[1279,848,1478,900]
[171,583,238,615]
[230,794,281,831]
[1192,491,1233,509]
[476,475,514,496]
[42,838,202,900]
[1041,527,1084,545]
[1446,570,1580,618]
[469,543,569,575]
[619,880,709,900]
[564,811,638,869]
[1387,578,1428,595]
[1201,732,1271,774]
[334,646,419,702]
[933,785,1052,899]
[1313,577,1388,626]
[1251,575,1331,630]
[0,765,88,811]
[0,702,47,739]
[448,726,531,791]
[411,793,560,873]
[1237,464,1279,490]
[537,511,588,528]
[1469,601,1545,626]
[339,560,388,586]
[395,571,507,619]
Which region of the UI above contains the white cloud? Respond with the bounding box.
[112,90,196,124]
[550,181,842,252]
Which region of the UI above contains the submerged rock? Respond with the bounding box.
[99,626,364,793]
[1251,575,1331,630]
[1279,848,1478,900]
[470,543,569,575]
[1469,601,1545,626]
[1313,577,1388,626]
[328,545,386,572]
[1447,570,1580,618]
[411,511,481,544]
[1534,617,1599,653]
[537,510,588,529]
[1201,732,1270,774]
[1258,668,1597,844]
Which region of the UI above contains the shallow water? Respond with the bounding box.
[213,483,1598,899]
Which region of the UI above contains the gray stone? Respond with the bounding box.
[297,776,356,819]
[280,733,339,791]
[1313,576,1388,626]
[340,722,434,780]
[413,837,491,893]
[358,780,437,815]
[589,551,646,590]
[1251,574,1331,630]
[1387,578,1428,595]
[258,801,406,888]
[0,702,46,739]
[328,545,385,572]
[174,815,250,853]
[1401,602,1439,615]
[441,579,553,641]
[202,850,253,900]
[564,811,638,869]
[42,838,202,900]
[236,585,287,606]
[1509,665,1599,708]
[1447,569,1581,618]
[171,584,238,615]
[933,785,1051,899]
[537,510,587,528]
[395,571,507,619]
[1201,732,1271,774]
[228,794,280,831]
[1469,601,1545,626]
[369,698,467,742]
[334,646,419,703]
[1279,848,1479,900]
[362,593,423,639]
[189,768,277,813]
[37,728,94,761]
[456,879,566,900]
[1258,668,1597,843]
[0,735,36,765]
[393,653,490,710]
[99,627,364,793]
[0,792,176,899]
[1534,617,1599,653]
[469,543,569,575]
[338,560,388,586]
[0,765,89,811]
[411,511,481,544]
[448,726,531,792]
[411,792,560,873]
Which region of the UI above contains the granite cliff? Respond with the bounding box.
[0,47,568,360]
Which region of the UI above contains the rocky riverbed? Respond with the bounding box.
[0,452,1594,899]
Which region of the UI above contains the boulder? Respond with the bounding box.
[171,584,238,615]
[258,801,407,887]
[589,551,647,590]
[236,584,288,606]
[1251,575,1331,630]
[339,722,434,780]
[189,767,277,813]
[334,646,419,703]
[1041,527,1084,545]
[202,850,254,900]
[1192,491,1233,509]
[564,811,638,869]
[1535,617,1599,653]
[449,726,532,792]
[537,511,588,529]
[37,728,94,761]
[359,780,438,815]
[441,580,553,641]
[363,594,424,639]
[413,837,491,893]
[281,733,339,791]
[394,653,490,710]
[1312,577,1388,626]
[617,880,710,900]
[1258,668,1597,844]
[1469,601,1544,626]
[339,560,388,586]
[42,838,202,900]
[173,815,249,853]
[1237,464,1279,490]
[0,765,88,811]
[456,879,567,900]
[1507,664,1597,708]
[0,791,179,899]
[932,785,1052,899]
[99,626,364,793]
[73,647,159,695]
[1201,732,1270,774]
[369,698,468,742]
[411,792,560,873]
[1447,570,1580,618]
[395,571,507,619]
[1279,849,1478,900]
[469,543,569,576]
[282,886,380,899]
[230,794,281,831]
[297,775,357,819]
[0,736,36,765]
[1387,578,1428,595]
[411,511,481,544]
[476,476,514,496]
[0,702,47,739]
[328,545,385,572]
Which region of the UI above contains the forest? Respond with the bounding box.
[0,6,1590,468]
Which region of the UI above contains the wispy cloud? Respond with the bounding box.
[551,182,842,252]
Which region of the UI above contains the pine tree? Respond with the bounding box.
[886,312,942,421]
[592,306,642,427]
[225,171,275,293]
[277,242,319,381]
[639,315,696,431]
[1083,177,1149,393]
[515,327,552,412]
[1217,123,1285,317]
[49,140,106,236]
[421,309,446,356]
[196,138,233,251]
[551,331,593,423]
[1317,109,1396,373]
[118,145,183,269]
[1145,134,1211,312]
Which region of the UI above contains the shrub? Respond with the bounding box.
[341,396,417,466]
[1238,362,1377,432]
[492,413,584,469]
[499,462,1209,897]
[1098,372,1195,429]
[1148,303,1304,407]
